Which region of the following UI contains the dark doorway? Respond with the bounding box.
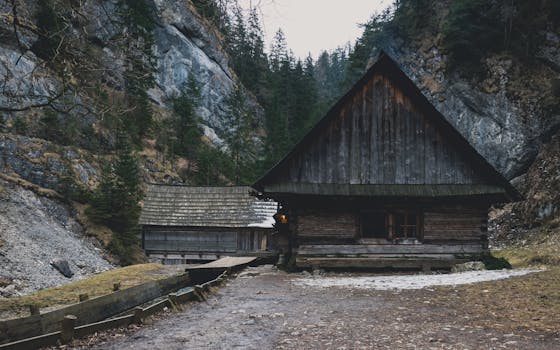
[361,212,387,238]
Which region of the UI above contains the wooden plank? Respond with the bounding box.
[74,315,134,339]
[296,244,484,255]
[296,257,469,269]
[273,69,501,188]
[0,332,60,350]
[0,274,190,344]
[185,256,257,270]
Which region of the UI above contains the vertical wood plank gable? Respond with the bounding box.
[282,72,490,186]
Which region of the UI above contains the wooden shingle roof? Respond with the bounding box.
[139,185,278,228]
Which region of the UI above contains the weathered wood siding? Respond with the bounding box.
[237,229,269,251]
[297,212,357,239]
[423,207,488,243]
[278,73,486,185]
[143,226,268,254]
[294,205,487,244]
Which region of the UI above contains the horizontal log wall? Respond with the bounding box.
[293,204,488,248]
[279,73,485,186]
[423,207,487,243]
[296,243,484,256]
[297,212,357,239]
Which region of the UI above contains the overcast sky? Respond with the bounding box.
[238,0,391,59]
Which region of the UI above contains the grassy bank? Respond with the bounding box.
[430,237,560,335]
[0,263,182,320]
[431,267,560,334]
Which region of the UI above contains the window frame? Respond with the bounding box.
[359,209,423,243]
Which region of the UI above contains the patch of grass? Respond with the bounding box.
[73,202,113,246]
[0,173,61,199]
[0,263,180,320]
[493,248,560,268]
[492,226,560,268]
[432,268,560,334]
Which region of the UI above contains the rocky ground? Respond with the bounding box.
[0,180,112,296]
[63,266,559,350]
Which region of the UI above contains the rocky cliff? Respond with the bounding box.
[0,0,267,194]
[0,0,263,294]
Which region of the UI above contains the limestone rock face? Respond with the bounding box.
[0,0,261,149]
[0,47,60,112]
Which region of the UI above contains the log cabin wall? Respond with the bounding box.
[289,202,488,246]
[291,204,490,269]
[277,73,486,186]
[423,206,488,245]
[296,211,357,242]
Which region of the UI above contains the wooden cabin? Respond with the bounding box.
[252,52,522,270]
[139,185,277,263]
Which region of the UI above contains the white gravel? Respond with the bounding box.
[294,269,541,290]
[0,180,113,296]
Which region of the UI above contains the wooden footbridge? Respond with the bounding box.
[186,256,258,271]
[185,256,259,283]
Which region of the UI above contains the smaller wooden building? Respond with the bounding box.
[139,185,278,263]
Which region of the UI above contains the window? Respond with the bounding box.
[361,210,422,241]
[392,211,419,239]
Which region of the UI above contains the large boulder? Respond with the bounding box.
[50,259,74,278]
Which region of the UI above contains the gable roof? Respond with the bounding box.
[139,185,278,228]
[253,52,522,201]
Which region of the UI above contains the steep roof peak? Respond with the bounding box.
[253,52,522,201]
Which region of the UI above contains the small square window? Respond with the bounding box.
[392,212,418,239]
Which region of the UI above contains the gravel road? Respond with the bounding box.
[71,266,558,350]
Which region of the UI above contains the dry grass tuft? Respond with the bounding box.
[73,202,113,246]
[0,173,61,199]
[431,268,560,334]
[493,226,560,268]
[0,263,181,320]
[494,248,560,267]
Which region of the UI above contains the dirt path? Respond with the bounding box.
[71,266,559,350]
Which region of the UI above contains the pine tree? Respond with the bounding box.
[32,0,65,61]
[245,7,269,97]
[122,0,156,145]
[172,77,203,159]
[87,134,141,265]
[87,163,116,225]
[269,29,289,72]
[224,85,254,183]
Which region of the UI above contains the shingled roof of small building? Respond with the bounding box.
[139,185,278,228]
